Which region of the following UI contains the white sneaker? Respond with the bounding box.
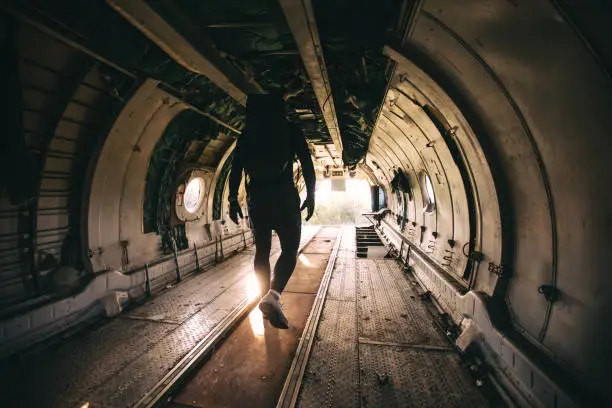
[259,290,289,329]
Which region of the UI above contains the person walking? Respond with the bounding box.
[228,93,316,329]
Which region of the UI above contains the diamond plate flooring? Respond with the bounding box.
[297,228,500,408]
[0,227,319,408]
[169,227,341,408]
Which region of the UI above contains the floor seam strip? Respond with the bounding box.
[357,337,454,351]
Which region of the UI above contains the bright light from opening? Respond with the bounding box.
[303,178,372,225]
[246,273,265,336]
[183,178,203,213]
[299,253,313,267]
[246,272,261,301]
[249,307,265,336]
[424,174,435,205]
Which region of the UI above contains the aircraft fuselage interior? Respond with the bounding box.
[0,1,611,407]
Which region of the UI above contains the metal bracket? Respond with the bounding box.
[488,262,504,277]
[87,247,104,258]
[470,251,484,262]
[538,285,559,302]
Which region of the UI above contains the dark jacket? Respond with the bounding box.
[228,124,316,210]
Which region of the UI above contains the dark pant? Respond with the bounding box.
[248,193,301,295]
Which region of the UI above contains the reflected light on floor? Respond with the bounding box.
[80,403,90,408]
[246,272,265,336]
[299,253,313,267]
[249,307,265,336]
[246,272,261,301]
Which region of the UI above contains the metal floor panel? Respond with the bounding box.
[284,254,329,294]
[86,291,248,407]
[311,227,343,239]
[1,228,320,408]
[2,318,178,408]
[359,344,490,408]
[294,228,499,408]
[327,249,357,302]
[297,230,360,408]
[358,259,448,347]
[297,299,360,408]
[125,249,257,324]
[302,237,339,254]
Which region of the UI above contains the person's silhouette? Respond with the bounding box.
[228,94,316,329]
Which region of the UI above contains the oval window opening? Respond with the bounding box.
[421,173,435,213]
[184,178,203,213]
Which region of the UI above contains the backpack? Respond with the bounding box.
[240,94,292,183]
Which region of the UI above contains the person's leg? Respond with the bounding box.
[271,209,302,293]
[259,209,301,329]
[251,214,272,297]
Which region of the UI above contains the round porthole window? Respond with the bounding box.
[183,177,203,213]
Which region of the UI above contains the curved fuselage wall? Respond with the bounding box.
[87,80,189,271]
[372,0,612,397]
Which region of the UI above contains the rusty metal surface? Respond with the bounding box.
[312,227,344,240]
[171,292,316,408]
[1,228,322,408]
[284,254,329,294]
[301,237,338,254]
[170,227,339,408]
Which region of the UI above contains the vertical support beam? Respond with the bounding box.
[214,237,219,265]
[277,0,344,157]
[193,242,200,273]
[144,263,151,297]
[106,0,263,105]
[397,0,424,43]
[173,245,181,283]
